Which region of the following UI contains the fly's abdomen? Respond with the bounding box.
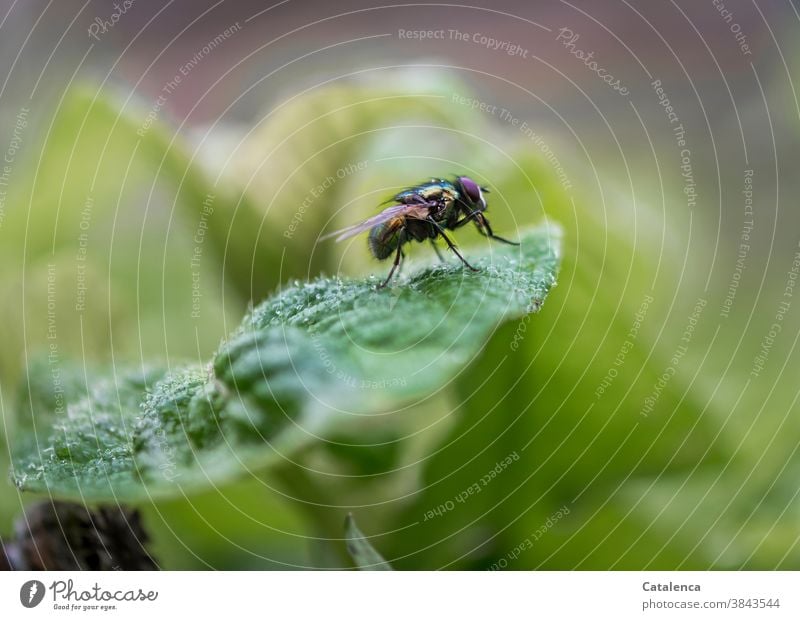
[368,219,402,260]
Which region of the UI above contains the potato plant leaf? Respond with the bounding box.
[11,223,560,501]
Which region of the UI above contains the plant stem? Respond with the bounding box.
[269,462,352,568]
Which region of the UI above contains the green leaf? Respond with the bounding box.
[239,223,560,398]
[11,224,561,501]
[11,366,167,496]
[0,86,246,399]
[0,73,499,407]
[345,513,392,570]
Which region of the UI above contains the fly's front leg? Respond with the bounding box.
[476,214,519,245]
[453,210,481,229]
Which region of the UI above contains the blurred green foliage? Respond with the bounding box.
[2,70,799,569]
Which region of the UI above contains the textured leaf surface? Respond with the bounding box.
[11,224,561,501]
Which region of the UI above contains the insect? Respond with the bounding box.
[322,176,518,287]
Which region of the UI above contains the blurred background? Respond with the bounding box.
[1,0,799,569]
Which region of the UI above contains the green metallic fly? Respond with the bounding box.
[323,176,518,287]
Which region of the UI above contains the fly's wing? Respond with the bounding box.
[320,203,434,242]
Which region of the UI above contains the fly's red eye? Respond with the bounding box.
[458,176,482,204]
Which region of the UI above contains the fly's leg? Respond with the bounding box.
[476,215,519,245]
[427,218,479,271]
[397,247,407,274]
[379,230,406,288]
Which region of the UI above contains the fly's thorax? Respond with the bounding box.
[394,189,419,204]
[419,181,457,203]
[396,180,459,207]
